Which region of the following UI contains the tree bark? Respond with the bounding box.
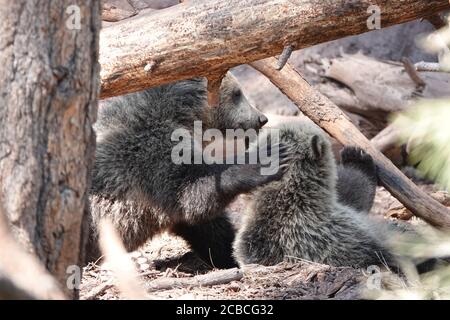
[0,0,101,296]
[250,58,450,228]
[99,0,450,99]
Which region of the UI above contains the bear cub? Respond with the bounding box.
[87,73,288,268]
[233,122,398,268]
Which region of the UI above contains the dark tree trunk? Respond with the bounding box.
[0,0,101,296]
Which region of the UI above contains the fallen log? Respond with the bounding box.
[83,281,114,300]
[371,124,401,153]
[250,57,450,228]
[145,268,243,292]
[322,53,450,117]
[99,0,450,98]
[102,0,137,22]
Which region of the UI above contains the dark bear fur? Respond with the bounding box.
[87,73,287,268]
[336,146,378,213]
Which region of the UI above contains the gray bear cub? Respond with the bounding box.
[233,122,397,268]
[87,73,288,268]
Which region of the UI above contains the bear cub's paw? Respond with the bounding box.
[340,146,377,181]
[246,141,292,185]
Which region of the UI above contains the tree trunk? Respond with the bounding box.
[99,0,450,98]
[0,0,101,296]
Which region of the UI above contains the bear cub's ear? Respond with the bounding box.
[311,135,325,159]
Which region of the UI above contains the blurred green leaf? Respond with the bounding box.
[393,100,450,190]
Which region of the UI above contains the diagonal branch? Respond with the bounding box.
[250,57,450,228]
[207,72,227,108]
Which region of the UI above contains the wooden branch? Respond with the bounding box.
[415,61,446,72]
[99,0,450,98]
[276,45,294,71]
[371,124,400,153]
[145,268,243,292]
[83,281,114,300]
[250,57,450,228]
[402,57,426,88]
[207,73,226,108]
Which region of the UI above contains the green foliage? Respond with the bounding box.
[367,19,450,300]
[364,228,450,300]
[393,100,450,190]
[393,20,450,189]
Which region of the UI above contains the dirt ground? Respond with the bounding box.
[80,231,365,300]
[79,184,449,300]
[80,236,365,300]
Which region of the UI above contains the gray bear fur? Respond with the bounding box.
[87,73,286,268]
[336,146,378,214]
[233,122,397,268]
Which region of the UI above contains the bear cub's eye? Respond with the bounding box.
[232,89,242,104]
